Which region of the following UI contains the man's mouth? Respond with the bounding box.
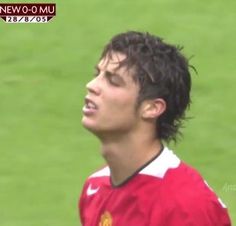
[86,101,97,109]
[85,97,98,109]
[82,97,98,115]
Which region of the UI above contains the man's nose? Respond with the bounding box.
[86,77,101,95]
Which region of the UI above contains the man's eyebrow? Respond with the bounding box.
[95,65,100,72]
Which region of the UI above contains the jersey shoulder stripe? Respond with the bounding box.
[89,166,110,178]
[139,147,180,178]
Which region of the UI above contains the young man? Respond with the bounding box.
[79,31,231,226]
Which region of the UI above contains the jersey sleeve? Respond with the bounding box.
[79,180,89,226]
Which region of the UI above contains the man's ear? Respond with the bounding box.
[141,98,166,119]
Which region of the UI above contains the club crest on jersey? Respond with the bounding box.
[99,211,112,226]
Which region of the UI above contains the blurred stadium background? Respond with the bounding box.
[0,0,235,225]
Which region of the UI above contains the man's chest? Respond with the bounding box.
[81,184,161,226]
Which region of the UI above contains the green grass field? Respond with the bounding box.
[0,0,235,225]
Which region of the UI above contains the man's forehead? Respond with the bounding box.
[97,52,138,86]
[98,52,127,71]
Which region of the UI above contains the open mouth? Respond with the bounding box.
[85,97,97,109]
[82,97,98,115]
[85,101,97,109]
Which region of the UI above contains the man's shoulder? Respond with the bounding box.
[80,166,110,200]
[138,147,206,186]
[157,161,229,216]
[146,159,231,225]
[89,165,110,178]
[137,147,218,200]
[159,160,214,199]
[83,165,110,189]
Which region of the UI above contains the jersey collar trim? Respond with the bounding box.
[139,146,180,178]
[89,146,180,184]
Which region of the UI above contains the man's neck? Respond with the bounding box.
[99,132,163,186]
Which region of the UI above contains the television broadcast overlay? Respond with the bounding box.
[0,3,56,23]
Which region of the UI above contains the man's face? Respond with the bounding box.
[82,52,141,137]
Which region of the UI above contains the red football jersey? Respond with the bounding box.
[79,147,231,226]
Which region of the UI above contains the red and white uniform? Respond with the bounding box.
[79,147,231,226]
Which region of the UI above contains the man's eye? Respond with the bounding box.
[108,76,120,86]
[93,66,100,77]
[94,70,99,77]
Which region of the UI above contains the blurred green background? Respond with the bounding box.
[0,0,235,225]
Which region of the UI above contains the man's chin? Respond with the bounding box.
[82,119,93,129]
[82,118,99,133]
[82,120,112,140]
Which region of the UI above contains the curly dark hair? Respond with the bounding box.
[100,31,192,143]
